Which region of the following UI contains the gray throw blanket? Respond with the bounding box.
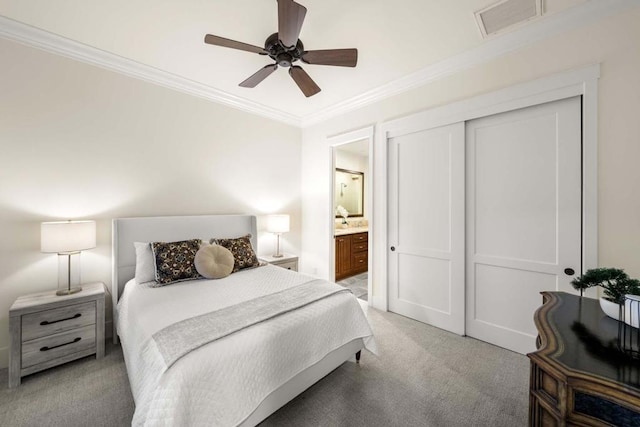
[152,279,351,368]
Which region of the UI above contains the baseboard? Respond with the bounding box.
[0,345,8,369]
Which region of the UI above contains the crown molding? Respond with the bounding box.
[0,16,301,127]
[300,0,638,127]
[0,0,636,129]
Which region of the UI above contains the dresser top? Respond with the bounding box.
[10,282,105,315]
[530,291,640,390]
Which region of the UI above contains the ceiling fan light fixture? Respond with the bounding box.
[277,53,293,67]
[203,0,357,97]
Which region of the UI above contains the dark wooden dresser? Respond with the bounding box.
[529,292,640,426]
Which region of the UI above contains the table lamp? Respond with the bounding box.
[41,220,96,296]
[266,214,289,258]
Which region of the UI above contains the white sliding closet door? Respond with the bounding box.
[465,96,582,354]
[388,123,465,335]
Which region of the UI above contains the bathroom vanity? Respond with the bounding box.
[335,229,368,281]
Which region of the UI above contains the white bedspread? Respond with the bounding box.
[117,265,376,426]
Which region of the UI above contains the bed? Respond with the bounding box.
[112,214,376,426]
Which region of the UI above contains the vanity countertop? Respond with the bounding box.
[334,226,369,237]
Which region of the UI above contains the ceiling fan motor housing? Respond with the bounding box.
[265,33,304,68]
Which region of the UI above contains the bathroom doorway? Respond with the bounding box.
[329,127,373,303]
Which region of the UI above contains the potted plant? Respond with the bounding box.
[571,268,640,321]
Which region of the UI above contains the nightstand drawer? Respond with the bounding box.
[22,301,96,342]
[259,255,299,272]
[22,324,96,368]
[275,260,298,271]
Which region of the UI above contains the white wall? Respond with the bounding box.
[0,38,301,367]
[300,7,640,305]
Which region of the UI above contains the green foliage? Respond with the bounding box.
[571,268,640,304]
[571,268,627,291]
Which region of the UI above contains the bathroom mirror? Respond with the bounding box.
[335,168,364,218]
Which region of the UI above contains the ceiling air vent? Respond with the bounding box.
[475,0,542,38]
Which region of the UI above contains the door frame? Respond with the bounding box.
[328,126,375,305]
[378,64,600,312]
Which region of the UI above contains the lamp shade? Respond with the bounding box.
[41,220,96,253]
[266,214,290,234]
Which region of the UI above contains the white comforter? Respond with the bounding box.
[117,265,376,426]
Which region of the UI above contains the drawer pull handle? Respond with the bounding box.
[40,313,81,326]
[40,337,81,352]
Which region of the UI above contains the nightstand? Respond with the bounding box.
[259,254,299,272]
[8,282,105,388]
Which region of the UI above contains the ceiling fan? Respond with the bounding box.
[204,0,357,97]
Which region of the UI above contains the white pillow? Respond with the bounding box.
[194,243,234,279]
[134,242,156,284]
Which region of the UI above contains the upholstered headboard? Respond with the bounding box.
[111,214,257,342]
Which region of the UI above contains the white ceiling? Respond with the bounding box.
[0,0,591,123]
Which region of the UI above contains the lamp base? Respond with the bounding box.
[56,252,83,297]
[272,234,284,258]
[56,286,82,296]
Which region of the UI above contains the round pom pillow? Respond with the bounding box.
[194,243,235,279]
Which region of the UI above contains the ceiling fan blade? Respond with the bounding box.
[239,64,278,88]
[302,49,358,67]
[204,34,266,54]
[289,66,320,97]
[278,0,307,48]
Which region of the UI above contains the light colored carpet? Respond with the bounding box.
[0,308,529,426]
[262,309,529,426]
[0,342,134,427]
[337,272,368,301]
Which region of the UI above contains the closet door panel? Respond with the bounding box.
[465,96,582,354]
[388,122,465,335]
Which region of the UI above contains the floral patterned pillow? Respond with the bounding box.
[210,234,259,273]
[151,239,202,286]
